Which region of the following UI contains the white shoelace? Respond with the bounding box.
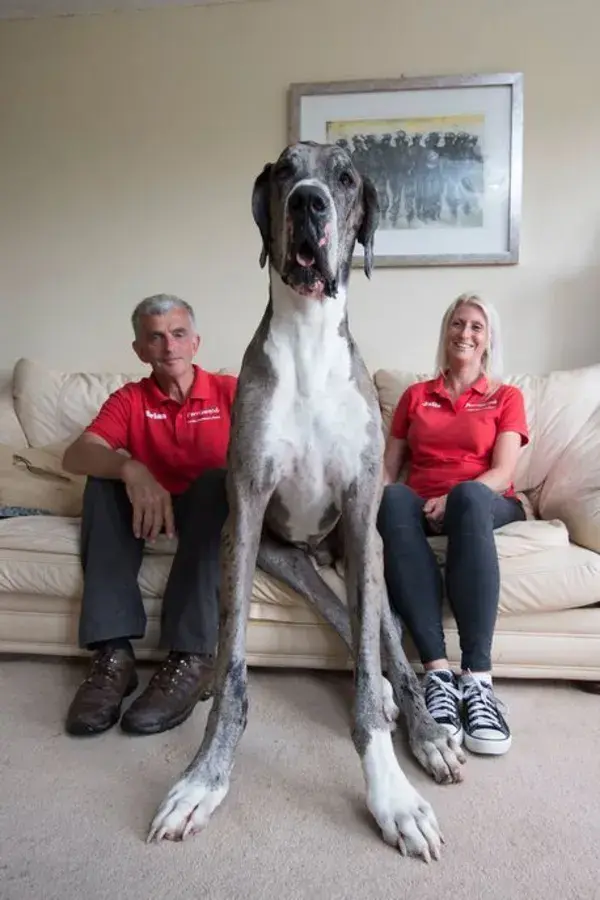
[462,679,507,732]
[425,673,461,720]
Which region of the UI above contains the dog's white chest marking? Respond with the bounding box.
[263,273,371,543]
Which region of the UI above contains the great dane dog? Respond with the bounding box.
[147,141,465,861]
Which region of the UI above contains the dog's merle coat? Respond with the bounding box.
[147,142,465,861]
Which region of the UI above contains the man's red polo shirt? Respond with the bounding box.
[85,365,237,494]
[391,374,529,500]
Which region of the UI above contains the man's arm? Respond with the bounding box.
[62,432,131,480]
[62,385,132,479]
[62,388,175,540]
[63,432,175,540]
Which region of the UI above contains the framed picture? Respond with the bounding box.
[288,73,523,268]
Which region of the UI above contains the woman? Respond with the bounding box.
[378,293,529,756]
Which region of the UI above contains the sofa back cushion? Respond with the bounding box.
[374,364,600,493]
[0,369,27,448]
[12,358,145,448]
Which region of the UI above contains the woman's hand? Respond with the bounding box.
[423,494,447,532]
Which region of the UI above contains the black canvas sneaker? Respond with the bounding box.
[461,675,512,755]
[423,669,464,743]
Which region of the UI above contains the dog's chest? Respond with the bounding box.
[262,324,371,541]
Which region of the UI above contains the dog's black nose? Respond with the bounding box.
[288,184,329,216]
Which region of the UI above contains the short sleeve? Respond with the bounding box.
[85,387,132,450]
[498,386,529,446]
[223,374,238,411]
[390,387,413,440]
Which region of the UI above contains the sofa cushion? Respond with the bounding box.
[12,358,145,448]
[0,369,27,448]
[0,516,307,619]
[321,517,600,616]
[0,444,85,518]
[373,364,600,495]
[0,514,598,618]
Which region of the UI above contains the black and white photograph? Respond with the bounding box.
[289,73,523,267]
[328,116,484,231]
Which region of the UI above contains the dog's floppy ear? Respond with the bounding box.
[252,162,273,269]
[357,175,380,279]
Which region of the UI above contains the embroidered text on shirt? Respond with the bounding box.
[187,406,222,423]
[465,400,499,411]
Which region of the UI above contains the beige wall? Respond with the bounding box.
[1,0,599,378]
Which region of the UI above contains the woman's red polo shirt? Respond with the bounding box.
[391,375,529,500]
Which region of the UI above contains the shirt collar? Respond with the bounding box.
[427,372,489,399]
[145,364,210,403]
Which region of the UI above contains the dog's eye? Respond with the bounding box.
[339,170,355,188]
[276,164,294,180]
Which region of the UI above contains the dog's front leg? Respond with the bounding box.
[381,601,466,784]
[342,479,443,863]
[147,479,270,844]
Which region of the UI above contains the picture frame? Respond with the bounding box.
[287,72,523,268]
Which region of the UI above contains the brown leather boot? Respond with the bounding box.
[65,647,138,736]
[120,652,214,735]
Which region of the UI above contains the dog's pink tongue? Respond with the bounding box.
[296,251,315,267]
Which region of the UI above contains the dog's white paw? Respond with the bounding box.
[412,727,467,785]
[363,730,443,862]
[146,776,229,843]
[382,677,400,728]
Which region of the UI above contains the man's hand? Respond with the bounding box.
[121,460,175,542]
[423,495,447,533]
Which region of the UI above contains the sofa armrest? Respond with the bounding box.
[538,403,600,554]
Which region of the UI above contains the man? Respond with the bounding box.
[62,293,237,737]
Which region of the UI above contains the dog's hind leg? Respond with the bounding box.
[257,533,353,649]
[341,477,443,862]
[147,478,270,843]
[380,600,466,783]
[257,534,399,726]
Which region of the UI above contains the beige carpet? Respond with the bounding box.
[1,658,600,900]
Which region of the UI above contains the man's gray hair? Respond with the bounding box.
[131,293,196,339]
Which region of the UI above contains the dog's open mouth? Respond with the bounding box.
[296,242,315,269]
[284,238,336,299]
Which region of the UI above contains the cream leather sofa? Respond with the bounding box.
[1,357,599,683]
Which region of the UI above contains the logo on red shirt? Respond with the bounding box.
[187,406,221,422]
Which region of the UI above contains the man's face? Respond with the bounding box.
[133,307,199,379]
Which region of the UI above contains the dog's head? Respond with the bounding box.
[252,141,379,300]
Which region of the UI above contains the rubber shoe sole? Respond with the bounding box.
[120,694,205,736]
[464,731,512,756]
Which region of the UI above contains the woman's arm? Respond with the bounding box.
[474,431,523,493]
[383,435,407,486]
[383,386,413,486]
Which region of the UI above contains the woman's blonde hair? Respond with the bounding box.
[434,292,504,385]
